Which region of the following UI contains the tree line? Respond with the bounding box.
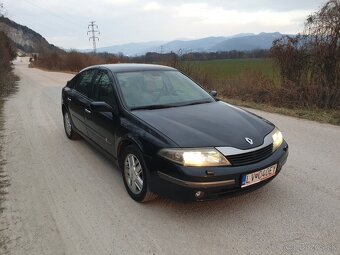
[128,49,269,63]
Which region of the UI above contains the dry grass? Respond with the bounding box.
[223,97,340,126]
[0,70,18,254]
[33,51,120,72]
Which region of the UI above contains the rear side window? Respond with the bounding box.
[93,72,115,107]
[75,69,96,97]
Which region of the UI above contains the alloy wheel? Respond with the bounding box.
[64,112,72,136]
[124,154,144,195]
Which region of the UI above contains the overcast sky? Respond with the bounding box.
[2,0,326,49]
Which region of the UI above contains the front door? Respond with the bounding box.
[68,69,96,136]
[86,70,118,155]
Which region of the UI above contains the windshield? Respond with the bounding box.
[115,70,214,110]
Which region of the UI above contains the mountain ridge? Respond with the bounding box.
[94,32,286,56]
[211,32,283,51]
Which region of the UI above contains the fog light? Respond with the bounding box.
[195,191,204,199]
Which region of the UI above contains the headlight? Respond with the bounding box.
[158,148,230,167]
[272,128,283,151]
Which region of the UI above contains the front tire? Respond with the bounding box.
[63,110,79,140]
[121,145,157,202]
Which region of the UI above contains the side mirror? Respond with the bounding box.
[90,102,113,113]
[209,90,217,98]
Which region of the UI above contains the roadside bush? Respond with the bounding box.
[0,31,17,98]
[34,51,121,72]
[0,31,16,70]
[271,0,340,109]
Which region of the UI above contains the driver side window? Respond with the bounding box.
[93,72,115,107]
[75,69,96,98]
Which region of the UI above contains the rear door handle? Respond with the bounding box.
[67,97,72,102]
[85,108,92,114]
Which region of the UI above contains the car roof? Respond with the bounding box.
[81,63,176,73]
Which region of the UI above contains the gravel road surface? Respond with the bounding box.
[1,59,339,255]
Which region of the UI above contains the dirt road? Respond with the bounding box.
[1,59,339,255]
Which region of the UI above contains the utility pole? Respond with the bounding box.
[87,21,100,54]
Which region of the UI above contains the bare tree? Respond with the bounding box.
[271,0,340,109]
[305,0,340,108]
[305,0,340,39]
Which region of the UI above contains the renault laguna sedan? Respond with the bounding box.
[61,64,288,202]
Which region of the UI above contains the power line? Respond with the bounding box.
[23,0,84,28]
[87,21,100,54]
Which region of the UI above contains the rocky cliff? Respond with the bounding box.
[0,16,62,54]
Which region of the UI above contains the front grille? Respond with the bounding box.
[226,144,273,166]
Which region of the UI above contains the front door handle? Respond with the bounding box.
[85,108,92,114]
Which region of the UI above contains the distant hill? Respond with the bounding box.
[95,41,165,56]
[95,32,285,56]
[210,32,284,51]
[157,36,228,53]
[0,16,62,54]
[157,33,255,53]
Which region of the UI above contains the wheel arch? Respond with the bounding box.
[117,136,144,169]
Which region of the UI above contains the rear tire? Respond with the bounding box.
[63,110,79,140]
[121,145,157,202]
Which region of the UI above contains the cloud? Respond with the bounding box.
[173,3,310,26]
[155,0,324,12]
[143,2,163,11]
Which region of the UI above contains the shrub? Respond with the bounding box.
[271,0,340,109]
[0,31,17,98]
[34,51,121,72]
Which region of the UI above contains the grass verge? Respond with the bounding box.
[0,69,19,253]
[189,58,279,80]
[223,97,340,126]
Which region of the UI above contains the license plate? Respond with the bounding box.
[241,164,277,188]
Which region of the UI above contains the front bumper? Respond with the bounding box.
[147,141,289,201]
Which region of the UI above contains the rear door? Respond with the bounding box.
[68,69,97,136]
[86,70,118,155]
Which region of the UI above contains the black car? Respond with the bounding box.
[61,64,288,202]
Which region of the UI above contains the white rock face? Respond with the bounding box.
[0,17,59,53]
[0,22,35,51]
[2,24,34,48]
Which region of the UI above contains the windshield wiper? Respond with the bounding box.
[130,100,213,110]
[130,104,178,110]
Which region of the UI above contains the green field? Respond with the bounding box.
[189,58,279,80]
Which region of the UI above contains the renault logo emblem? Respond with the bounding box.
[245,137,253,145]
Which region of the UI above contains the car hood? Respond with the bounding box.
[132,101,274,149]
